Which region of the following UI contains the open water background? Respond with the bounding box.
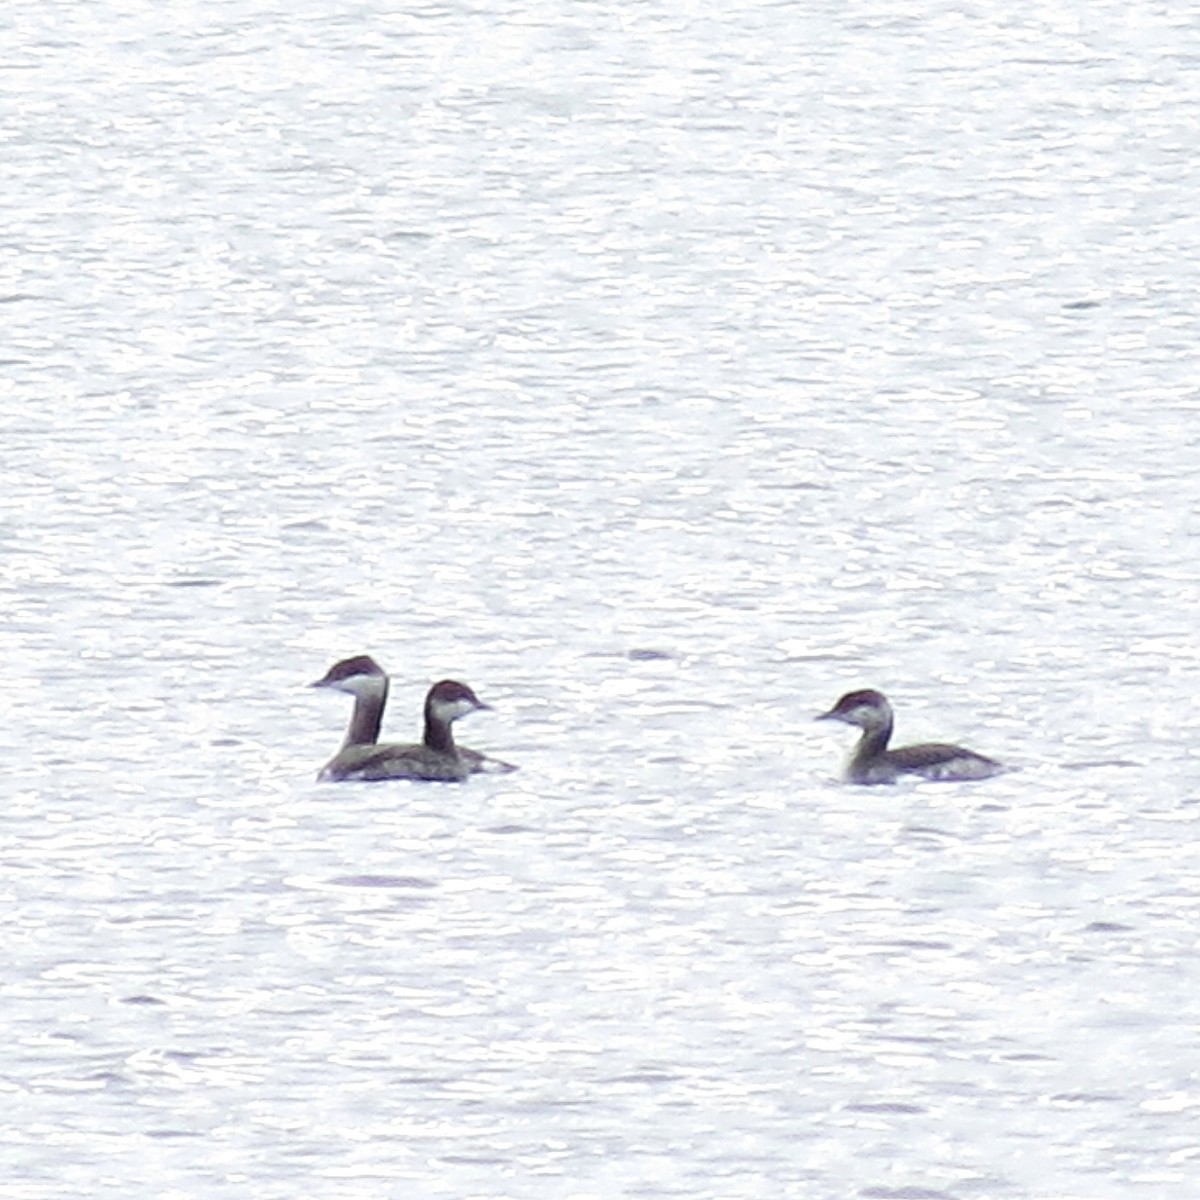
[3,2,1200,1196]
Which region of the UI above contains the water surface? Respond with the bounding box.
[4,2,1200,1196]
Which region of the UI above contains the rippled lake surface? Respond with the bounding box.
[4,2,1200,1196]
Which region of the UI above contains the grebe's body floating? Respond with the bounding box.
[817,688,1002,785]
[312,655,515,782]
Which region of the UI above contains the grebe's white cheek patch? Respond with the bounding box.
[431,696,478,723]
[328,674,379,699]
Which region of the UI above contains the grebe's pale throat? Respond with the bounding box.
[817,688,1002,785]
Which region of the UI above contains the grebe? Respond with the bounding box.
[312,656,515,782]
[817,688,1002,785]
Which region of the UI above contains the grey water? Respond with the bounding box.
[4,1,1200,1196]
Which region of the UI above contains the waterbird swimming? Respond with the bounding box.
[817,688,1002,785]
[312,655,515,782]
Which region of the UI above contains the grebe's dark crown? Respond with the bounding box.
[427,679,490,710]
[818,688,889,720]
[327,655,383,680]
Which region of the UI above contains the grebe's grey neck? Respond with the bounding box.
[423,679,491,755]
[311,655,389,748]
